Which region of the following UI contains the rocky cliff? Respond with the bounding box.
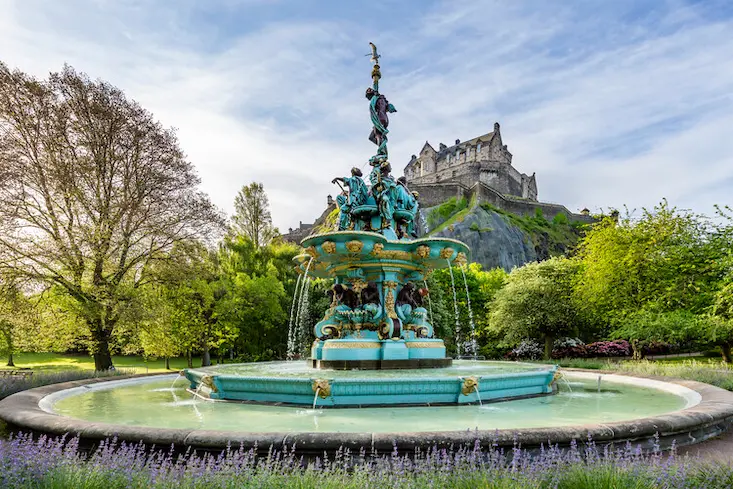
[423,198,584,271]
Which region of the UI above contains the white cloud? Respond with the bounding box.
[1,0,732,231]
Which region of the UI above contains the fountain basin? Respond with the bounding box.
[183,361,556,406]
[2,364,730,457]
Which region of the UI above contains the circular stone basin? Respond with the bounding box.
[3,361,732,456]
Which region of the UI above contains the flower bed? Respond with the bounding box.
[0,433,731,488]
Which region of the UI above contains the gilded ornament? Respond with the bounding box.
[371,243,412,260]
[414,245,431,259]
[461,376,479,396]
[201,375,218,393]
[439,247,455,260]
[322,341,380,349]
[322,241,337,254]
[453,252,468,267]
[350,278,368,294]
[405,341,442,348]
[305,246,319,258]
[345,240,364,253]
[312,379,331,398]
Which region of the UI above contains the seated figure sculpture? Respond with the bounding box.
[332,168,368,231]
[396,283,433,338]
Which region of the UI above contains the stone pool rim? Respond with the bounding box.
[1,369,732,455]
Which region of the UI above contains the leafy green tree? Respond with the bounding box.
[575,202,727,328]
[709,283,733,363]
[610,309,700,360]
[232,182,277,248]
[489,257,581,359]
[0,64,223,370]
[0,281,36,366]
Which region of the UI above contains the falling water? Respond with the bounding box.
[423,279,435,325]
[286,274,303,360]
[289,258,313,359]
[312,387,321,409]
[473,385,483,406]
[597,375,602,393]
[418,208,430,235]
[459,266,478,359]
[296,278,312,356]
[446,259,462,357]
[192,383,205,406]
[560,373,573,393]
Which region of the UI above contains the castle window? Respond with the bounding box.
[456,152,461,161]
[477,142,482,153]
[452,170,456,177]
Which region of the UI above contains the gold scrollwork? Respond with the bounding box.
[453,252,468,267]
[371,243,412,261]
[322,241,337,254]
[322,341,381,349]
[378,322,391,340]
[383,281,398,319]
[201,375,218,393]
[345,240,364,253]
[461,376,479,396]
[414,245,431,259]
[439,247,455,260]
[304,246,319,258]
[312,379,331,398]
[405,342,443,348]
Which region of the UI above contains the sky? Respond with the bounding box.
[2,0,732,231]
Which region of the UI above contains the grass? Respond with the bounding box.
[544,358,733,391]
[0,352,206,374]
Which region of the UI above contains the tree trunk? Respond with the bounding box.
[164,357,170,370]
[721,344,732,364]
[631,340,644,361]
[89,324,114,371]
[543,335,554,360]
[187,350,193,368]
[201,345,211,367]
[6,353,14,367]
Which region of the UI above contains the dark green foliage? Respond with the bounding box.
[427,197,468,229]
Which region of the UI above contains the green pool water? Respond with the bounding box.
[46,365,692,433]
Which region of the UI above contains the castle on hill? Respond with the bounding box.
[402,122,591,223]
[283,122,592,243]
[404,122,537,201]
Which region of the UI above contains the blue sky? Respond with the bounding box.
[2,0,732,230]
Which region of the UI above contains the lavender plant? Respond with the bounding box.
[1,432,731,488]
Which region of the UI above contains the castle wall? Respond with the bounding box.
[410,182,594,224]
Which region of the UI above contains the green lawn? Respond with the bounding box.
[0,352,208,374]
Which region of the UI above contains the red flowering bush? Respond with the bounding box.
[586,340,631,358]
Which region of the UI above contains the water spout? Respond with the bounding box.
[473,385,483,406]
[313,387,321,409]
[560,374,573,393]
[446,259,462,357]
[289,258,313,359]
[459,265,478,358]
[597,375,602,393]
[286,274,303,360]
[423,279,435,325]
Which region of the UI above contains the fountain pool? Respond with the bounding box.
[42,367,695,433]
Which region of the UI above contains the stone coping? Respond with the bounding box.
[1,370,732,455]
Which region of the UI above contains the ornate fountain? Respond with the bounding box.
[183,44,556,406]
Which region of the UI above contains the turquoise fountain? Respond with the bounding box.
[183,43,556,406]
[3,44,723,458]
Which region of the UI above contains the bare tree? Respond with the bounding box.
[232,182,276,247]
[0,63,224,370]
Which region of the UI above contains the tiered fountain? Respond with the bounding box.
[1,44,725,458]
[183,44,557,406]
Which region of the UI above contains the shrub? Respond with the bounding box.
[586,340,631,358]
[505,340,543,360]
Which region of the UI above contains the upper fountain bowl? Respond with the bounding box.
[294,230,469,281]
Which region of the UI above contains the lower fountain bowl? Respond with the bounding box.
[182,361,557,407]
